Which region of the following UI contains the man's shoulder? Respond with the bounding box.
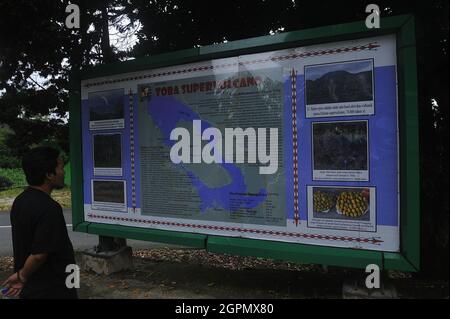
[11,188,34,208]
[12,188,61,213]
[14,187,48,202]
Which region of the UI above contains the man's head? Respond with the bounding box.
[22,146,65,189]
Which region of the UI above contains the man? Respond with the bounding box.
[2,146,78,299]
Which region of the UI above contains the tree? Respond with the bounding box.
[0,0,139,157]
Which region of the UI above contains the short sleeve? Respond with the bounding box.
[31,208,66,254]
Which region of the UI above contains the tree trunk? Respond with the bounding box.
[100,4,114,63]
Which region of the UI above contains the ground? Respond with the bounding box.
[1,247,448,299]
[0,187,71,211]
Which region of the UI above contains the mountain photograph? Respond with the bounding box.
[305,60,373,105]
[89,89,125,121]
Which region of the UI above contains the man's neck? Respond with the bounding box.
[30,184,53,195]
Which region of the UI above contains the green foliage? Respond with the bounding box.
[0,153,20,169]
[0,125,20,168]
[0,168,27,188]
[0,175,12,190]
[64,162,71,187]
[0,164,70,189]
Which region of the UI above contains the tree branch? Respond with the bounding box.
[27,76,47,90]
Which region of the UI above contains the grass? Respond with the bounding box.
[0,187,72,212]
[0,168,27,210]
[51,187,72,208]
[0,168,72,211]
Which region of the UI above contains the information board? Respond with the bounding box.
[79,34,401,253]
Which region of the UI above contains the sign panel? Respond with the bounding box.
[80,34,400,252]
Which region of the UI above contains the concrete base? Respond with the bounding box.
[342,279,398,299]
[81,246,134,275]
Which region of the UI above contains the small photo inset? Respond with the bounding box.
[304,59,374,118]
[88,89,124,130]
[311,187,371,221]
[91,180,127,212]
[93,133,123,176]
[306,60,373,104]
[312,121,369,181]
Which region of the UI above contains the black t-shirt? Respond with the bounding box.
[10,187,77,299]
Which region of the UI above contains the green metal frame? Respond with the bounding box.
[70,14,420,272]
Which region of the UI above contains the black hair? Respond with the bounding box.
[22,146,60,186]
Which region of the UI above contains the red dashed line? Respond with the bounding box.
[291,69,299,226]
[84,42,379,88]
[129,90,136,212]
[87,214,383,245]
